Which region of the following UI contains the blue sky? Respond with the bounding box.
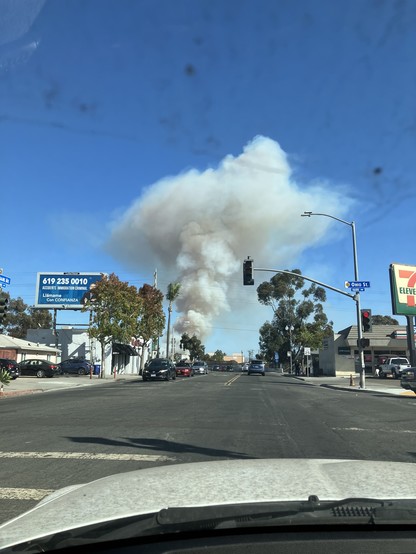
[1,0,416,357]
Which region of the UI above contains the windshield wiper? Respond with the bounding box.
[156,496,416,529]
[15,497,416,553]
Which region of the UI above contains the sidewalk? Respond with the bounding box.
[289,374,416,397]
[0,373,140,398]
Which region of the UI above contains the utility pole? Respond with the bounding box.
[153,269,160,357]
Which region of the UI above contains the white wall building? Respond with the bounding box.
[26,327,146,376]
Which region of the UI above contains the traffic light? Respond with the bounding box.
[361,309,372,333]
[0,293,8,324]
[243,258,254,286]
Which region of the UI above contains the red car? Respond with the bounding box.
[175,362,194,378]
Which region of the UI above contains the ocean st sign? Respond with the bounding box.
[345,280,371,292]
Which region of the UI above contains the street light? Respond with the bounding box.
[301,211,365,389]
[285,324,294,374]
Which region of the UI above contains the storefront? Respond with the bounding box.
[319,325,410,377]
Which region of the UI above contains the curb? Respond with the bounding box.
[0,376,141,399]
[320,384,415,397]
[0,389,43,398]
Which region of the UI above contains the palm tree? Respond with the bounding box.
[166,282,181,360]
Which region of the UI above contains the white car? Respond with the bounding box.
[192,361,208,374]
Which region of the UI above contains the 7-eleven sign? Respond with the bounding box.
[390,263,416,316]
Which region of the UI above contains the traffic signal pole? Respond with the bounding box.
[351,221,366,390]
[301,213,366,389]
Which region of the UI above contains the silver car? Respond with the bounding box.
[192,361,208,375]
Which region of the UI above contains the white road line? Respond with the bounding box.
[0,451,175,461]
[332,427,416,434]
[0,487,54,501]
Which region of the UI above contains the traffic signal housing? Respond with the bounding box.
[361,309,372,333]
[243,258,254,286]
[0,293,9,324]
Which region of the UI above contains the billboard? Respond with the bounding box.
[389,263,416,316]
[35,272,103,309]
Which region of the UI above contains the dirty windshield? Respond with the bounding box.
[1,0,416,548]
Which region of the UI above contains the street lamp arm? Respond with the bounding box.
[301,211,352,228]
[254,267,356,300]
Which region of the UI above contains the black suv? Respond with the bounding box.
[143,358,176,381]
[0,358,19,379]
[59,358,92,375]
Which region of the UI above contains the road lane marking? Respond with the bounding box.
[0,487,54,501]
[332,427,416,434]
[224,375,241,386]
[0,451,175,461]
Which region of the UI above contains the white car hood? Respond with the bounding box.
[1,458,416,549]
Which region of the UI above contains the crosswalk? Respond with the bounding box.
[0,450,176,504]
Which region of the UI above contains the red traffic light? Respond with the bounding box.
[360,309,372,333]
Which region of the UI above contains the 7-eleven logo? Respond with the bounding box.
[397,268,416,307]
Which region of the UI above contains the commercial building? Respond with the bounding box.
[319,325,410,376]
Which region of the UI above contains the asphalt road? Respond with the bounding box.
[1,371,415,525]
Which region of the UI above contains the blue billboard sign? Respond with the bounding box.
[35,272,103,309]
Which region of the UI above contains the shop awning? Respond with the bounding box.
[112,343,138,356]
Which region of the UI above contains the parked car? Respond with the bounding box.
[143,358,176,381]
[59,358,93,375]
[192,361,208,375]
[400,367,416,393]
[247,360,265,376]
[0,358,19,379]
[175,361,194,378]
[378,357,411,379]
[17,359,60,378]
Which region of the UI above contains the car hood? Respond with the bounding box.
[1,458,416,549]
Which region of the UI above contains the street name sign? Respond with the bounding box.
[345,280,371,289]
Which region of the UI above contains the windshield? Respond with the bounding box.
[1,0,416,551]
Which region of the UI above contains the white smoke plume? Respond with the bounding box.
[108,136,350,340]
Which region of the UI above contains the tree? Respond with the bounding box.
[371,314,399,325]
[257,270,333,366]
[166,282,181,360]
[1,293,52,338]
[210,349,226,362]
[82,273,143,378]
[179,332,205,361]
[137,284,165,370]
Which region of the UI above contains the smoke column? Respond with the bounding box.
[108,136,350,340]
